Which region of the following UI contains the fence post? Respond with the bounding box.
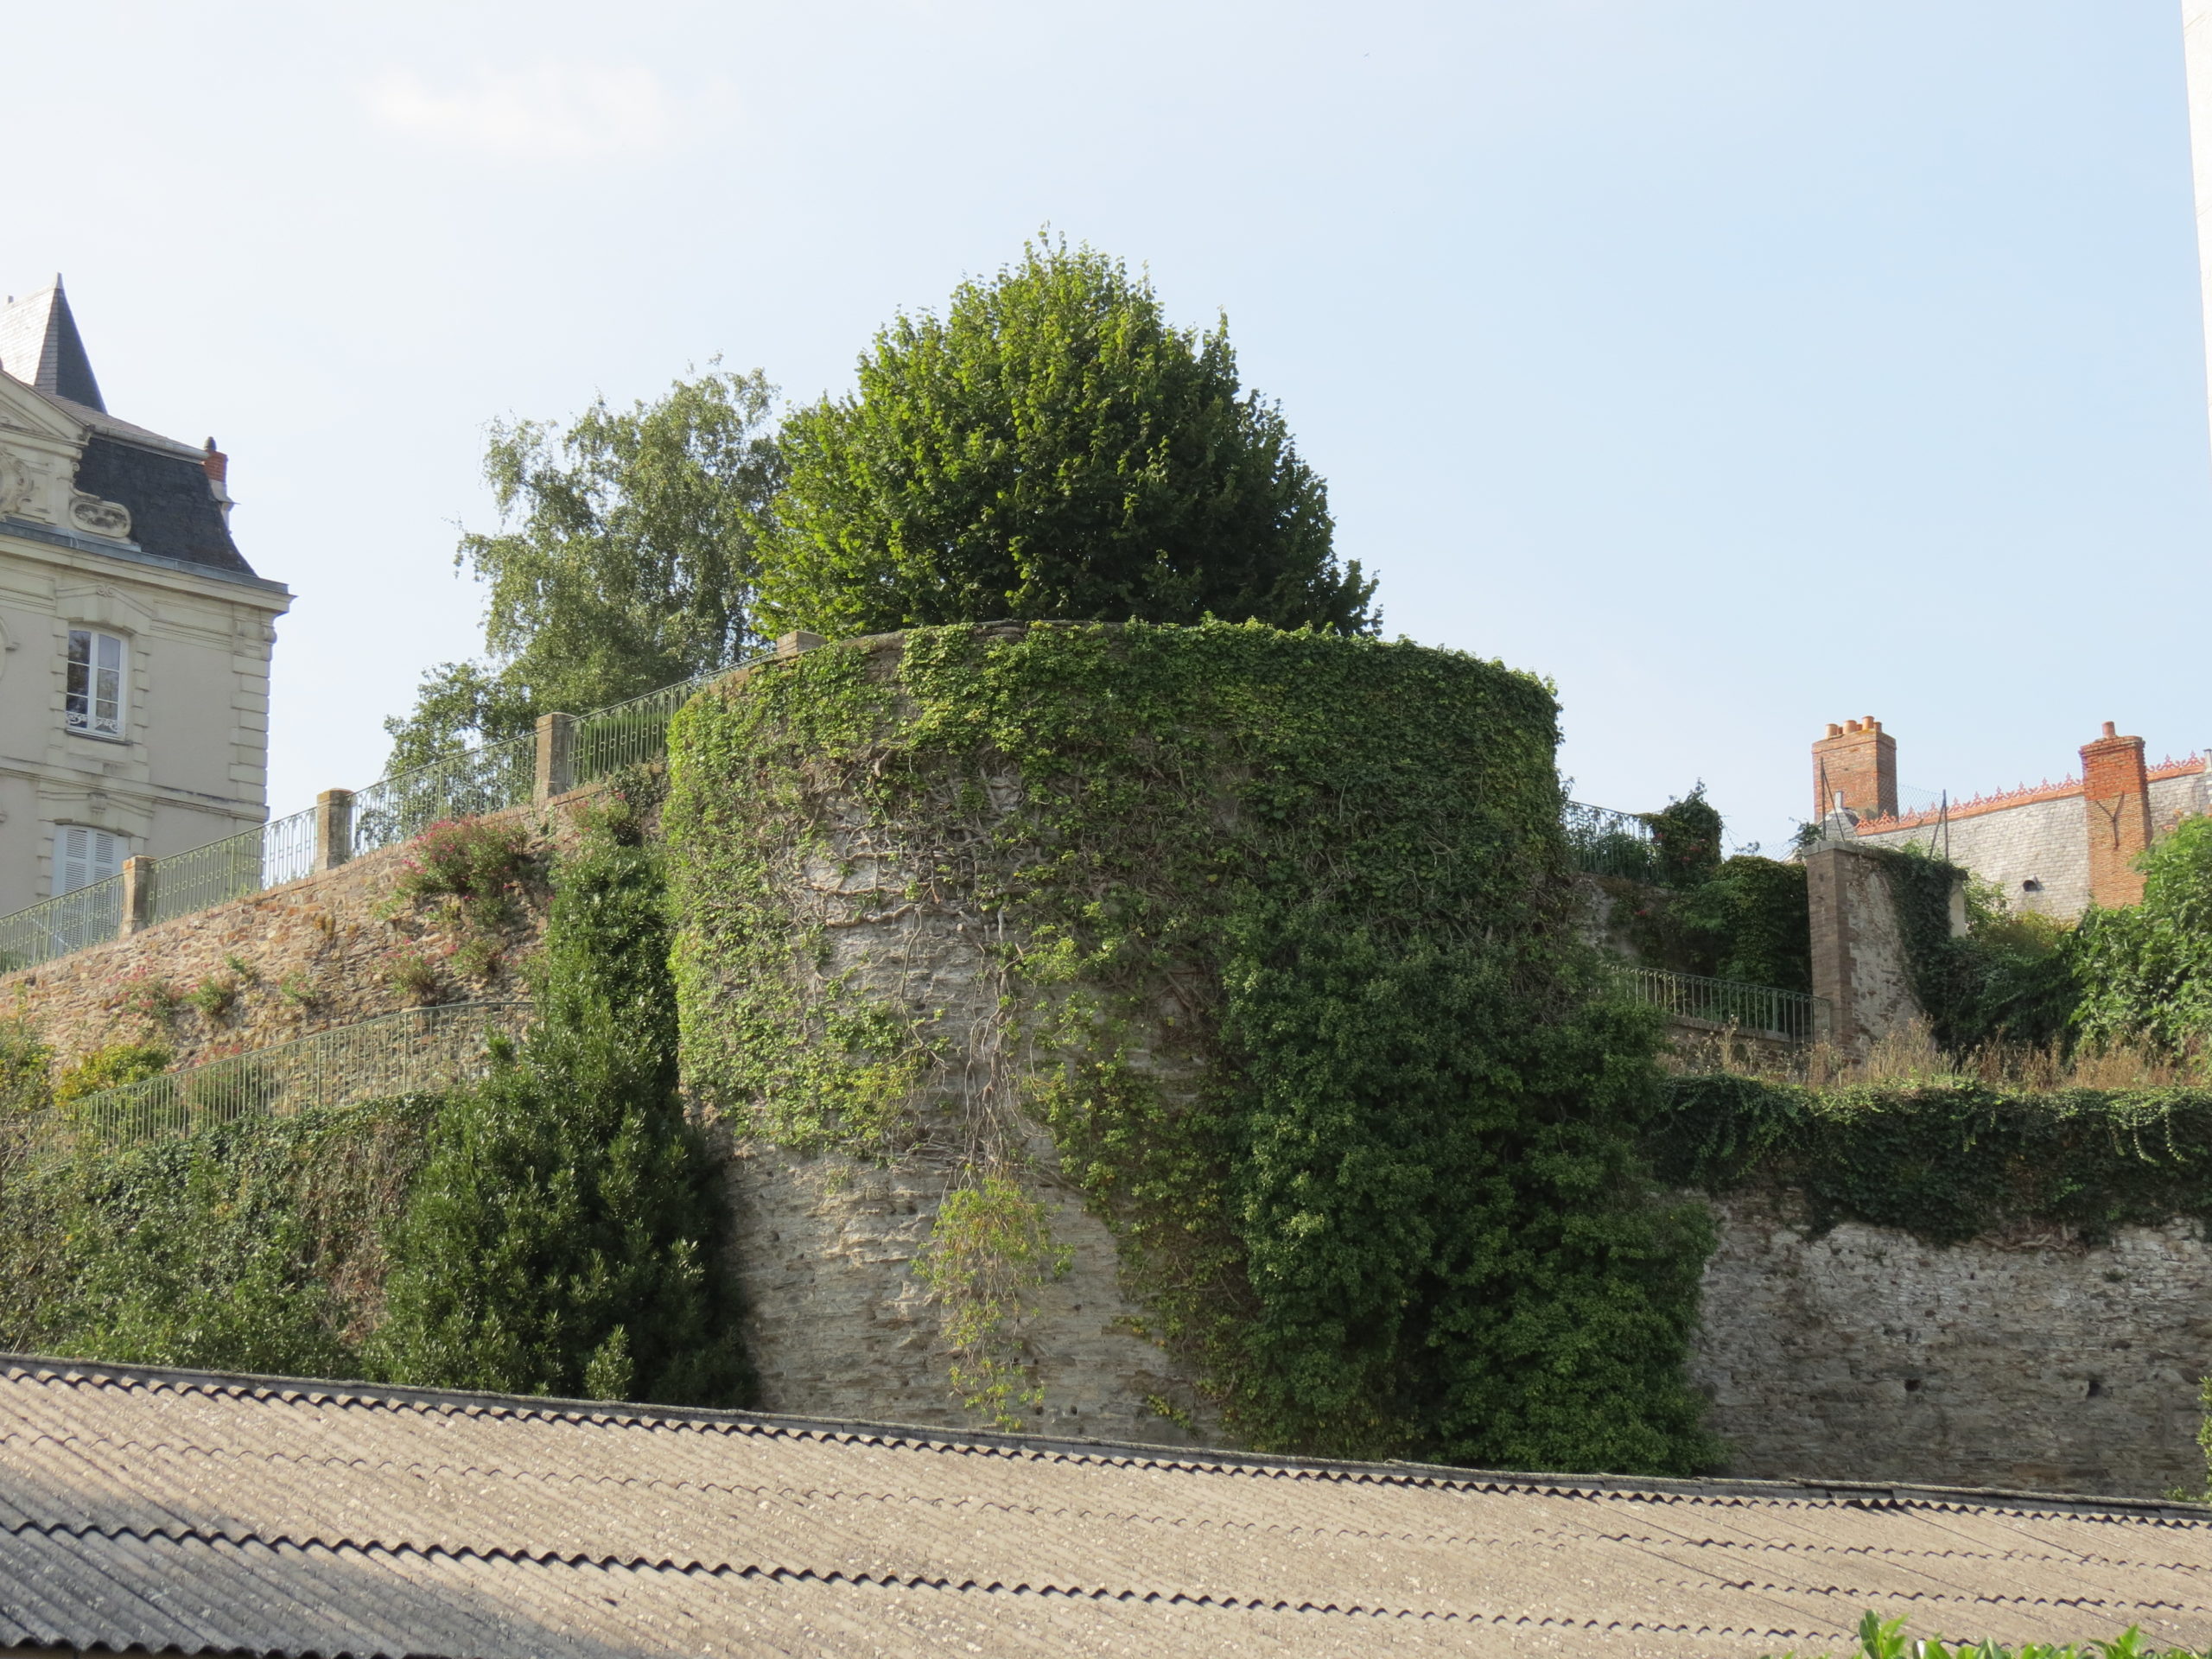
[118,856,156,938]
[315,790,355,873]
[775,631,826,659]
[534,712,577,803]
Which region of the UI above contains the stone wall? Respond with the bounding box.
[1692,1192,2212,1497]
[1859,791,2091,921]
[718,1143,1218,1444]
[0,790,597,1071]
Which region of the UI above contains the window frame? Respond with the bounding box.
[54,823,124,895]
[64,626,129,741]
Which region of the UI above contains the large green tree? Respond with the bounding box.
[756,238,1376,639]
[385,367,785,770]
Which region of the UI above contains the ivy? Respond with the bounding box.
[668,620,1716,1472]
[0,798,750,1408]
[1656,1071,2212,1245]
[1862,844,2077,1053]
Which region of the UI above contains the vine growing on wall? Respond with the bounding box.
[668,620,1716,1471]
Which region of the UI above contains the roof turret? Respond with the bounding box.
[0,276,105,412]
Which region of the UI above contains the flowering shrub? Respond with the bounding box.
[391,817,543,933]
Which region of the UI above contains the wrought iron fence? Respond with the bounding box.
[31,1001,534,1156]
[1618,967,1824,1044]
[0,646,788,972]
[150,806,318,925]
[349,733,537,858]
[0,875,124,971]
[572,658,757,786]
[1564,800,1656,880]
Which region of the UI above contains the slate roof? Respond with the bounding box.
[0,279,105,411]
[0,276,262,579]
[3,1356,2210,1657]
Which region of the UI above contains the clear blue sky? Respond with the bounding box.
[12,1,2209,852]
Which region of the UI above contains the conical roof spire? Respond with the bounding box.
[0,276,105,412]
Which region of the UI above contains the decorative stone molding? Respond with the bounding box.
[0,452,31,518]
[67,492,130,539]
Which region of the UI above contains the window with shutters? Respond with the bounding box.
[65,628,126,738]
[54,825,124,894]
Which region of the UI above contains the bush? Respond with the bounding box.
[54,1043,170,1107]
[391,817,543,931]
[370,803,750,1404]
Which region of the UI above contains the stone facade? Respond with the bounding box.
[0,285,292,915]
[1693,1192,2212,1498]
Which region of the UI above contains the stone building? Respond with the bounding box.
[0,276,290,915]
[1811,716,2209,920]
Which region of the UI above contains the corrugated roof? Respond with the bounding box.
[1,1354,2208,1658]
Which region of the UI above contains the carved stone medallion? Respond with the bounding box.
[68,493,131,539]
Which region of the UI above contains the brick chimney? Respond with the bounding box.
[203,436,232,524]
[2081,720,2152,908]
[1811,717,1897,822]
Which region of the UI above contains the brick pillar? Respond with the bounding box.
[1810,717,1897,822]
[314,789,355,873]
[534,712,577,804]
[2082,721,2152,909]
[775,631,827,659]
[118,855,156,938]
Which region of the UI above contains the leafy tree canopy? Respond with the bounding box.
[385,367,784,771]
[756,237,1376,639]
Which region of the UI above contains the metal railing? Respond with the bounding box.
[1564,800,1656,880]
[0,875,124,972]
[574,666,732,786]
[151,806,318,925]
[30,1001,534,1156]
[1619,967,1825,1044]
[350,732,539,858]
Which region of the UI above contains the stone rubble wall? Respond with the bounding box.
[1692,1191,2212,1498]
[0,788,607,1073]
[718,1143,1218,1445]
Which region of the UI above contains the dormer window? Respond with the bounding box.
[65,628,125,738]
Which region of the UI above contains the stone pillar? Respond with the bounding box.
[1810,717,1897,823]
[2081,721,2152,910]
[1804,840,1923,1056]
[534,713,577,804]
[774,631,827,659]
[314,789,355,873]
[118,856,156,938]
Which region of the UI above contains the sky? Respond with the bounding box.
[9,0,2209,853]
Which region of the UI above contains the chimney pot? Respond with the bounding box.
[1826,722,1842,739]
[2101,721,2117,740]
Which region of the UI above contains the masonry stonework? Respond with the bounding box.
[1804,841,1923,1052]
[1692,1192,2212,1497]
[1811,718,1897,820]
[0,791,588,1071]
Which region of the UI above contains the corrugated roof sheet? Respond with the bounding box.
[1,1354,2208,1657]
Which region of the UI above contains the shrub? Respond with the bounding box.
[369,802,750,1405]
[54,1043,170,1107]
[391,817,542,932]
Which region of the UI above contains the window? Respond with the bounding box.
[54,825,124,894]
[65,628,126,738]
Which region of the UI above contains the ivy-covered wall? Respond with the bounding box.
[666,620,1715,1471]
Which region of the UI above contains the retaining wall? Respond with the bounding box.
[0,789,600,1071]
[1692,1192,2212,1497]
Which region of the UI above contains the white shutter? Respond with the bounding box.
[55,827,122,894]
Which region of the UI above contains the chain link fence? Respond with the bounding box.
[29,1001,534,1156]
